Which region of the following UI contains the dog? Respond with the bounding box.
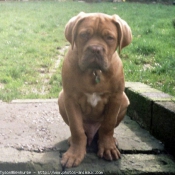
[58,12,132,168]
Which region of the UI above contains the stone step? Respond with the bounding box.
[0,148,175,175]
[125,82,175,157]
[0,99,175,174]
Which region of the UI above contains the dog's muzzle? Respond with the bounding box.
[79,45,108,71]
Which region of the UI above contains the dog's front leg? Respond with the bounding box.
[97,93,126,161]
[61,95,87,168]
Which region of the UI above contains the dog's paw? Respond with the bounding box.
[61,146,86,168]
[97,137,120,161]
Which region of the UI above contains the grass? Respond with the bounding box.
[121,3,175,95]
[0,1,174,101]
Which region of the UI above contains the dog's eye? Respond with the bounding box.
[80,32,90,40]
[106,36,115,41]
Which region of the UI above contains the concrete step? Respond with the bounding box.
[125,82,175,158]
[0,99,175,174]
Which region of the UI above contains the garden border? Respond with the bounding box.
[125,82,175,157]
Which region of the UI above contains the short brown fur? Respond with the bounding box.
[58,12,132,168]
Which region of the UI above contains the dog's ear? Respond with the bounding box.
[112,15,132,53]
[65,12,85,49]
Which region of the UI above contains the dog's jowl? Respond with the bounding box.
[58,12,132,168]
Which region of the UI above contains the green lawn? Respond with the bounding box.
[0,1,174,101]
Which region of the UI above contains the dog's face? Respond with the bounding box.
[75,17,118,72]
[65,12,132,72]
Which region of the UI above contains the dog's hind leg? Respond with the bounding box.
[58,90,69,125]
[115,92,130,127]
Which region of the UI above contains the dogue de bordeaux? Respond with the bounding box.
[58,12,132,168]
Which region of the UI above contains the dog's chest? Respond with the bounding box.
[85,93,102,107]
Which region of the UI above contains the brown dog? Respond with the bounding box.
[58,12,132,168]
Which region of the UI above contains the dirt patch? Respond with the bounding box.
[37,45,69,95]
[21,45,69,96]
[0,83,4,90]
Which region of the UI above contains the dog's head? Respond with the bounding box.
[65,12,132,72]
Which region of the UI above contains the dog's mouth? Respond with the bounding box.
[79,55,108,72]
[79,45,109,72]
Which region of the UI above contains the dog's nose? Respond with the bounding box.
[90,45,104,55]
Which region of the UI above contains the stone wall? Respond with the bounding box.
[125,82,175,157]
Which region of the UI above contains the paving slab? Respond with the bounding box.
[0,100,70,152]
[0,99,175,174]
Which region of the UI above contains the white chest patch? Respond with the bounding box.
[85,93,102,107]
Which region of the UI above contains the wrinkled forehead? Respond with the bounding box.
[78,15,116,34]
